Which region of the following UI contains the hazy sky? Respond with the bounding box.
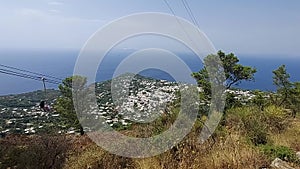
[0,0,299,56]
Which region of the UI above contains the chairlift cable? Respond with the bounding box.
[0,64,63,81]
[0,68,60,85]
[163,0,200,52]
[181,0,200,28]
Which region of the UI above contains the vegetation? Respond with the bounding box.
[0,90,62,135]
[260,144,300,165]
[54,76,88,135]
[0,134,70,169]
[1,106,299,169]
[1,52,300,169]
[192,51,257,115]
[272,65,293,106]
[0,89,60,108]
[272,65,300,117]
[192,50,257,96]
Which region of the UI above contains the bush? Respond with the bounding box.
[226,107,268,145]
[261,144,300,164]
[252,90,269,111]
[225,92,242,110]
[244,116,268,145]
[263,105,290,132]
[226,105,292,145]
[93,153,134,169]
[0,135,70,169]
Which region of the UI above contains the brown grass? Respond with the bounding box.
[62,130,269,169]
[270,117,300,151]
[2,107,299,169]
[0,134,70,169]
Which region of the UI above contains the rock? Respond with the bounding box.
[271,158,294,169]
[296,152,300,160]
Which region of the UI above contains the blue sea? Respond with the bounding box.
[0,49,299,95]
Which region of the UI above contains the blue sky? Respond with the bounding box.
[0,0,299,56]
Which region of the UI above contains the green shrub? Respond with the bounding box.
[244,116,268,145]
[263,105,290,132]
[226,107,268,145]
[225,92,242,110]
[226,105,292,145]
[261,144,300,164]
[252,90,268,111]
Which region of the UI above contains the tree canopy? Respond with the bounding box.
[192,50,257,96]
[272,65,293,106]
[54,75,88,135]
[272,65,300,117]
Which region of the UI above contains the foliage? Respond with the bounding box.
[54,76,88,135]
[226,106,290,145]
[272,65,293,106]
[272,65,300,117]
[225,92,242,110]
[263,105,290,132]
[252,90,268,111]
[260,144,300,164]
[192,50,257,95]
[0,89,60,108]
[289,82,300,117]
[65,121,270,169]
[192,68,211,96]
[219,51,257,89]
[0,135,70,169]
[245,120,268,145]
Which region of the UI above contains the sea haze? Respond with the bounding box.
[0,49,299,95]
[0,49,77,95]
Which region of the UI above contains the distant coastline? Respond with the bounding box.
[1,49,300,95]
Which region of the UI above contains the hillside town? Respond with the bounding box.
[0,74,260,136]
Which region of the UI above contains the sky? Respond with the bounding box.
[0,0,300,56]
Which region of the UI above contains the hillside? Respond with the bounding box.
[0,74,179,135]
[0,108,299,169]
[0,89,61,135]
[0,74,300,169]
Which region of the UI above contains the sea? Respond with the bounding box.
[0,49,299,95]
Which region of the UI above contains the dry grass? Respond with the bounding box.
[3,107,299,169]
[270,117,300,151]
[0,134,70,169]
[151,132,267,169]
[196,133,268,169]
[64,144,105,169]
[63,130,269,169]
[64,135,135,169]
[63,106,300,169]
